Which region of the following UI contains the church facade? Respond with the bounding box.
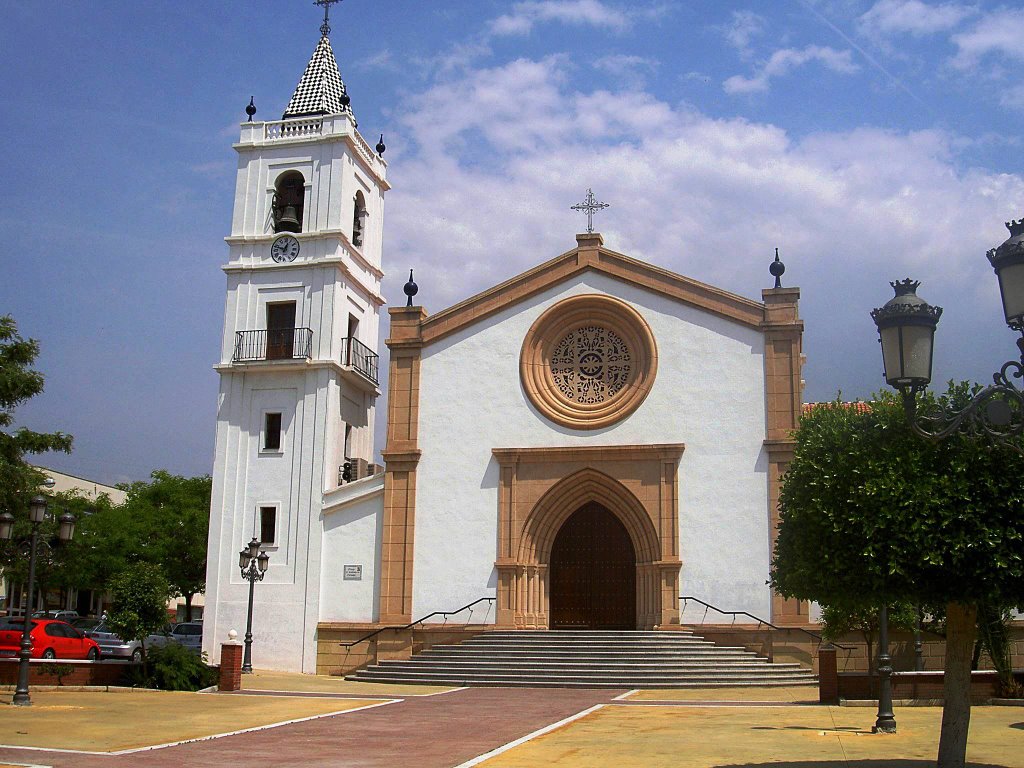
[203,18,806,675]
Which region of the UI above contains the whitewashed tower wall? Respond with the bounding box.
[203,25,388,673]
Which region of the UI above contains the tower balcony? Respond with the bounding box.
[233,328,313,362]
[343,337,379,385]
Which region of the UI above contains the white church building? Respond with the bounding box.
[203,16,807,675]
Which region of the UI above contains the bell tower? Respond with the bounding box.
[203,1,389,673]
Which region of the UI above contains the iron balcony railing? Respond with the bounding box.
[343,336,379,384]
[233,328,313,362]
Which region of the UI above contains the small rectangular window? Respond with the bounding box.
[259,506,277,545]
[264,413,282,451]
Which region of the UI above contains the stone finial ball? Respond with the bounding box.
[228,629,238,641]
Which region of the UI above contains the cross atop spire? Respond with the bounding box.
[315,0,343,37]
[571,189,610,234]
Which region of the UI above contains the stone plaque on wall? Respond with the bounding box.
[343,564,362,581]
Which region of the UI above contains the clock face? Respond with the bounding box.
[271,235,300,263]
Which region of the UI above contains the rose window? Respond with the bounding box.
[520,295,657,430]
[550,326,632,404]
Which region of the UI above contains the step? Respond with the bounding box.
[344,628,817,690]
[348,673,816,688]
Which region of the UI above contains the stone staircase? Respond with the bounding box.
[346,630,818,688]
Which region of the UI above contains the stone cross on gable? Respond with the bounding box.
[571,189,610,234]
[315,0,343,36]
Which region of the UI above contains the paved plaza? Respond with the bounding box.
[0,676,1019,767]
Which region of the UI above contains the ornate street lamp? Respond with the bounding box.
[0,495,76,706]
[871,219,1024,451]
[238,537,270,674]
[868,216,1024,734]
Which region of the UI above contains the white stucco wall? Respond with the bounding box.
[205,115,387,673]
[412,272,772,625]
[321,476,384,622]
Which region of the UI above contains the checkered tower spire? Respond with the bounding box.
[282,31,355,123]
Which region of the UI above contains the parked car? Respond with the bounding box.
[145,622,203,655]
[0,619,100,660]
[72,618,143,662]
[32,610,80,623]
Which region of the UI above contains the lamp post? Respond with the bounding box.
[871,218,1024,450]
[0,495,76,706]
[869,216,1024,734]
[238,537,269,674]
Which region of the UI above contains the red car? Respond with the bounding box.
[0,618,100,660]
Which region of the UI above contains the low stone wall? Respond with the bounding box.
[0,658,132,687]
[681,624,820,672]
[828,623,1024,674]
[836,670,1024,702]
[316,623,494,676]
[686,621,1024,676]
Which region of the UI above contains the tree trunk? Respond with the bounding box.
[184,593,193,623]
[937,602,977,768]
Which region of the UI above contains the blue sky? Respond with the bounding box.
[3,0,1024,485]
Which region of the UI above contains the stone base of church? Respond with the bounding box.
[685,623,820,673]
[316,621,837,676]
[316,622,496,676]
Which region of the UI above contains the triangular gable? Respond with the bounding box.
[419,233,766,345]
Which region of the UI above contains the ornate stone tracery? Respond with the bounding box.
[551,326,632,404]
[520,294,657,429]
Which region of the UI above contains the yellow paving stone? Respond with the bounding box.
[629,686,818,703]
[242,668,455,696]
[0,689,383,753]
[477,705,1024,768]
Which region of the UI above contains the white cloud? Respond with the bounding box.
[952,9,1024,70]
[490,0,631,36]
[859,0,973,37]
[723,10,766,57]
[386,56,1024,321]
[999,84,1024,112]
[359,50,396,71]
[723,45,859,94]
[593,54,658,89]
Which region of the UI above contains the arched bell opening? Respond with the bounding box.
[272,171,305,233]
[549,502,636,629]
[352,190,367,247]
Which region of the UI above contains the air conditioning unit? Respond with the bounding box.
[340,457,374,484]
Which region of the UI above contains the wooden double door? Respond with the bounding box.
[549,502,637,629]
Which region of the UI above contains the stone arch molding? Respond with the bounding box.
[493,445,684,630]
[517,469,660,565]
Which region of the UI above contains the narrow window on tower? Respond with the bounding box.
[272,171,305,233]
[352,191,367,246]
[258,505,277,546]
[263,412,282,451]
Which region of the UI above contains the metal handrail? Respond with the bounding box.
[338,596,495,649]
[233,328,313,362]
[343,336,379,384]
[679,595,852,650]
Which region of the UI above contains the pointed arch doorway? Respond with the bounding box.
[549,502,636,629]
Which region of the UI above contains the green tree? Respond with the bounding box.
[819,598,917,679]
[770,386,1024,768]
[106,562,171,661]
[117,471,211,621]
[0,315,73,613]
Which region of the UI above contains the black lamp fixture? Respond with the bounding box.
[871,217,1024,451]
[238,536,270,674]
[0,491,76,706]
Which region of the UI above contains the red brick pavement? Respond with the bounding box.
[0,687,621,768]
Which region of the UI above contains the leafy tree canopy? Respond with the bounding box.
[771,384,1024,609]
[0,315,72,518]
[117,471,211,617]
[106,562,171,646]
